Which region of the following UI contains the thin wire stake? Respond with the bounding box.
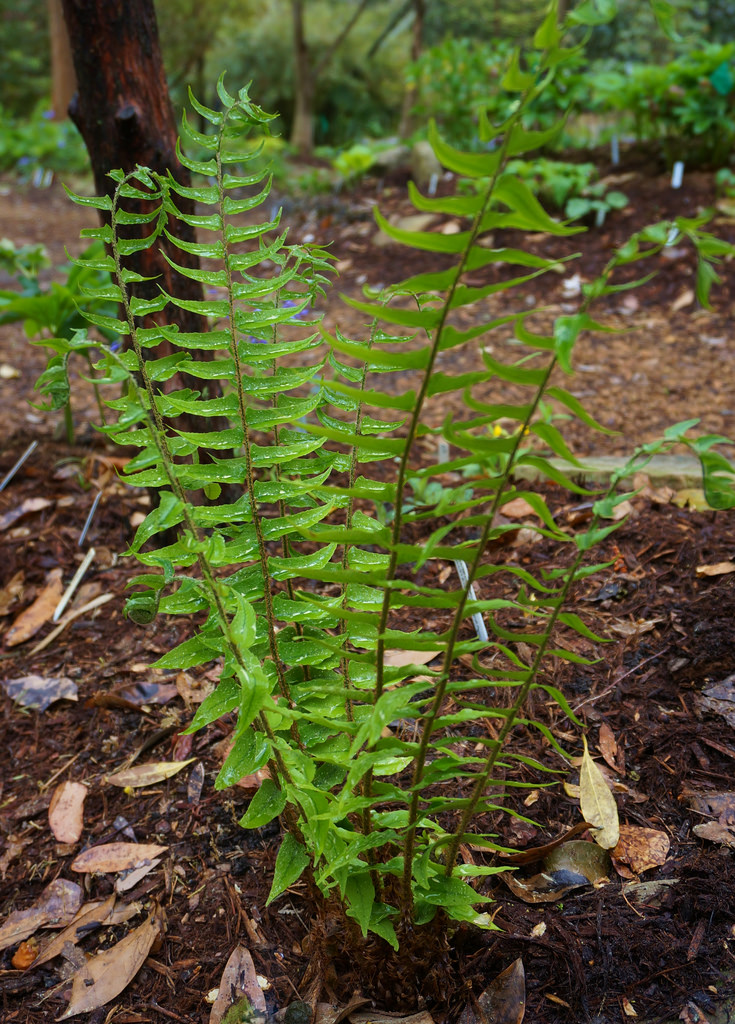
[79,491,102,547]
[53,547,96,623]
[454,558,489,642]
[0,441,38,492]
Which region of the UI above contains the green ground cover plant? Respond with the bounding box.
[0,104,89,182]
[458,156,628,225]
[590,42,735,165]
[34,0,735,991]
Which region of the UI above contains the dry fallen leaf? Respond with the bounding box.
[115,858,163,893]
[673,488,710,511]
[0,674,78,712]
[0,879,83,951]
[0,569,24,615]
[59,903,164,1019]
[579,736,620,850]
[31,894,117,967]
[351,1013,435,1024]
[598,722,623,774]
[5,567,64,646]
[692,821,735,848]
[696,561,735,577]
[49,781,88,844]
[187,761,205,804]
[671,287,694,312]
[622,997,638,1017]
[0,834,31,879]
[612,825,670,875]
[461,958,525,1024]
[683,788,735,824]
[679,1001,712,1024]
[499,497,541,520]
[210,944,267,1024]
[11,937,38,969]
[70,842,168,874]
[175,669,214,708]
[383,648,441,669]
[696,676,735,730]
[107,759,195,788]
[0,497,53,532]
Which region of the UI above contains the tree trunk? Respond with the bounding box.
[48,0,76,120]
[290,0,315,156]
[59,0,223,420]
[399,0,424,139]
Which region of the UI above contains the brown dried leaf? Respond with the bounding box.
[0,570,24,615]
[115,858,162,893]
[598,722,622,773]
[383,648,441,669]
[11,938,39,969]
[210,944,267,1024]
[48,781,88,844]
[696,561,735,577]
[458,959,525,1024]
[0,834,31,879]
[499,497,540,520]
[608,617,663,638]
[683,788,735,824]
[31,894,117,967]
[351,1013,435,1024]
[679,1001,712,1024]
[0,879,83,951]
[70,842,167,874]
[187,762,205,804]
[175,670,214,708]
[692,821,735,848]
[611,825,670,875]
[5,567,64,646]
[696,676,735,729]
[0,674,77,711]
[107,759,195,789]
[59,903,164,1019]
[0,497,52,532]
[671,287,694,312]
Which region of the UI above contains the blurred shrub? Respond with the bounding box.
[408,37,586,151]
[458,157,628,226]
[0,0,48,117]
[590,43,735,166]
[0,105,90,181]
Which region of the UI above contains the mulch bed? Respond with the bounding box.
[1,160,735,1023]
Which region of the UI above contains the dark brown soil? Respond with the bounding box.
[1,166,735,1024]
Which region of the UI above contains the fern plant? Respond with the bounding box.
[41,0,735,1000]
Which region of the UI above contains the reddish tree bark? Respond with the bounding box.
[59,0,220,412]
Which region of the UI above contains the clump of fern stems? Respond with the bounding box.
[41,2,735,979]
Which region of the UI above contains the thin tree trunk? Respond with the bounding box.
[290,0,372,156]
[48,0,76,120]
[290,0,314,156]
[59,0,224,424]
[399,0,424,139]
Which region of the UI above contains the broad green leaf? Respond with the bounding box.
[240,778,287,828]
[266,834,310,904]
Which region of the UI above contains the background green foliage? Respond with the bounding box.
[2,0,735,181]
[0,0,48,117]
